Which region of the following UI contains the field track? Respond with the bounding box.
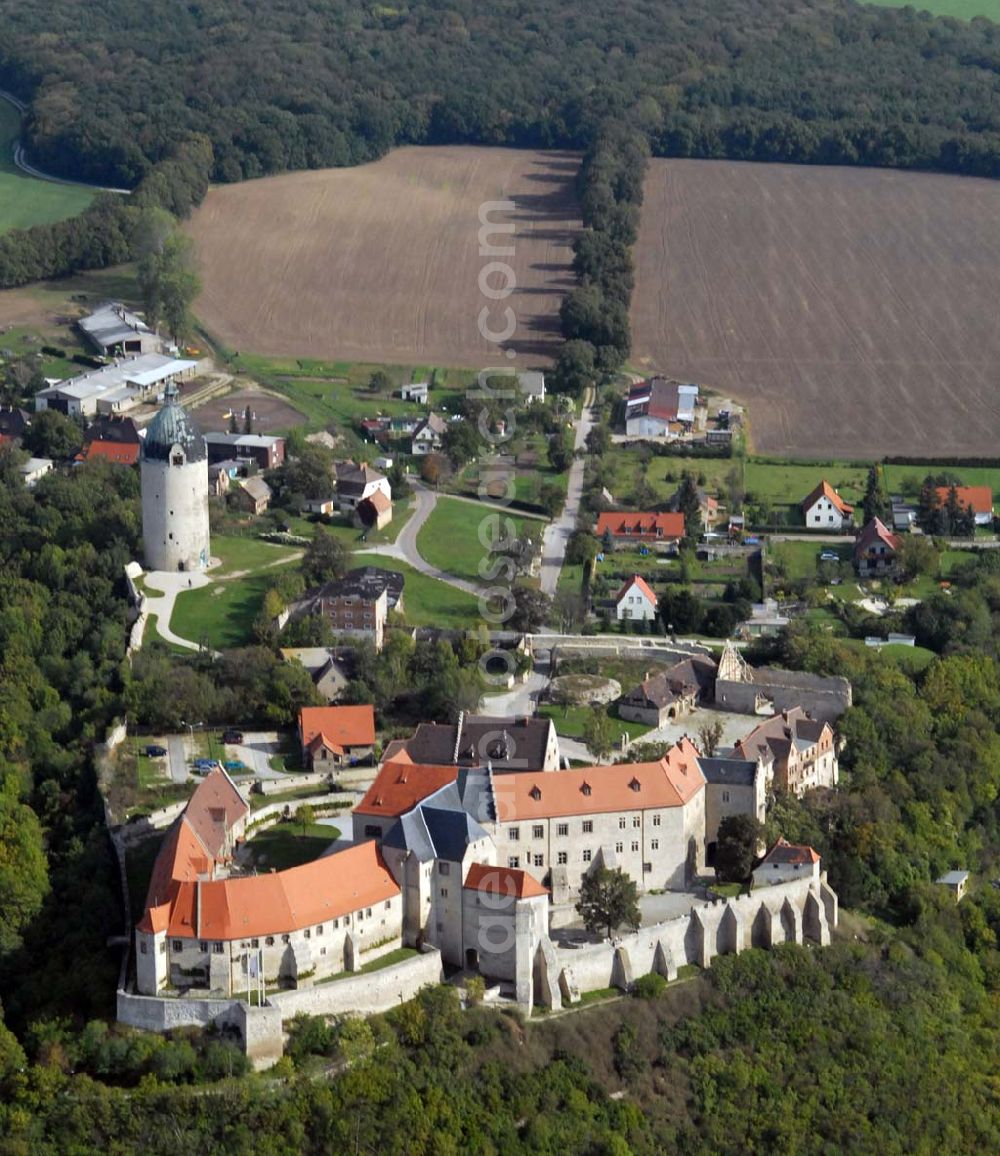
[187,147,581,368]
[632,159,1000,459]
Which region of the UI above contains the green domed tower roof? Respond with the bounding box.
[142,382,206,463]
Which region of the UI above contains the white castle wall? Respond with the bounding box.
[141,453,210,572]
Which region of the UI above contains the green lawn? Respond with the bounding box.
[0,100,94,232]
[352,552,482,628]
[317,946,419,984]
[226,353,479,434]
[416,496,542,586]
[170,571,276,648]
[745,460,868,508]
[865,0,1000,18]
[537,703,649,746]
[769,540,853,581]
[210,534,302,576]
[883,463,1000,501]
[244,821,340,871]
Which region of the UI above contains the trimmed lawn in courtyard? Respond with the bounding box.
[210,534,302,576]
[416,496,541,586]
[352,552,481,629]
[538,703,649,746]
[244,821,340,871]
[317,947,419,984]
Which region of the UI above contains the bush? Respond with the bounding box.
[632,972,667,1000]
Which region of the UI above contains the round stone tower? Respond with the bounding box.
[141,382,210,572]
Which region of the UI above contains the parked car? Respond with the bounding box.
[224,759,246,772]
[145,744,167,757]
[222,729,244,744]
[819,551,840,562]
[193,758,217,770]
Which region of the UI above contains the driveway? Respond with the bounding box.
[641,705,762,751]
[481,667,550,718]
[540,395,595,596]
[226,731,284,779]
[166,734,190,784]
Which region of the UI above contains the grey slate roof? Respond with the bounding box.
[142,383,206,463]
[697,756,758,787]
[382,770,495,862]
[403,715,552,773]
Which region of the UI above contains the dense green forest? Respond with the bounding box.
[1,0,999,188]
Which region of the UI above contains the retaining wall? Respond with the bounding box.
[254,772,330,796]
[118,800,188,844]
[117,990,243,1033]
[245,793,352,830]
[269,948,442,1019]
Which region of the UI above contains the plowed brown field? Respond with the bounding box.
[632,159,1000,459]
[187,147,580,368]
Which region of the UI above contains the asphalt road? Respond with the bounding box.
[540,395,595,595]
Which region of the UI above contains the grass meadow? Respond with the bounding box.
[0,100,94,232]
[416,497,542,587]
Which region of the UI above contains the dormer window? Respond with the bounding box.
[581,781,592,796]
[529,785,541,801]
[629,777,641,792]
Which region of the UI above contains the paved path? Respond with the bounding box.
[166,735,190,784]
[142,570,213,651]
[540,393,595,595]
[481,668,550,717]
[356,483,483,597]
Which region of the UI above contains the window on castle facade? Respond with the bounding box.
[632,816,641,828]
[652,814,661,827]
[615,842,623,854]
[508,856,520,868]
[533,825,544,839]
[582,850,592,863]
[582,820,593,833]
[631,841,639,852]
[557,823,568,837]
[619,817,627,830]
[534,854,544,867]
[508,826,520,840]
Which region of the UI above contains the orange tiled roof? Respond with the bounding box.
[854,517,900,557]
[464,862,548,899]
[802,479,853,517]
[194,841,399,940]
[300,705,375,749]
[934,485,993,515]
[354,758,458,817]
[495,737,704,821]
[615,573,657,608]
[759,837,820,867]
[363,489,392,513]
[596,512,685,539]
[83,440,140,465]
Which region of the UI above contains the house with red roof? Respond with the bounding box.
[79,439,140,466]
[801,480,854,530]
[614,573,658,622]
[595,511,685,550]
[735,707,838,795]
[934,485,993,526]
[752,838,821,888]
[299,704,376,767]
[134,767,403,996]
[853,517,901,579]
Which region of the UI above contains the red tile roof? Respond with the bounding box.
[495,737,704,821]
[596,512,685,539]
[464,862,548,899]
[758,837,820,867]
[934,485,993,515]
[854,517,900,558]
[300,705,375,750]
[614,573,657,608]
[354,756,459,817]
[801,480,853,517]
[82,440,140,465]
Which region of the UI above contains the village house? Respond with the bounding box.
[625,378,698,438]
[752,838,821,889]
[203,432,285,470]
[299,704,376,767]
[230,475,273,515]
[596,511,686,550]
[0,406,30,445]
[735,707,838,795]
[936,870,970,902]
[934,485,993,526]
[411,412,448,455]
[134,767,403,996]
[665,485,719,532]
[335,461,391,513]
[854,517,901,579]
[801,480,854,530]
[78,301,166,357]
[617,654,717,726]
[79,415,142,465]
[354,488,393,531]
[280,647,354,702]
[208,459,242,496]
[614,574,659,622]
[288,566,404,653]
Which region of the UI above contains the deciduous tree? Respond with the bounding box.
[576,866,641,939]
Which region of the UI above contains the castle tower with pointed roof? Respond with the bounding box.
[140,382,210,572]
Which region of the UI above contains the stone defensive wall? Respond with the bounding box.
[531,874,837,1010]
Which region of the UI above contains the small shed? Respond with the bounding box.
[936,870,969,902]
